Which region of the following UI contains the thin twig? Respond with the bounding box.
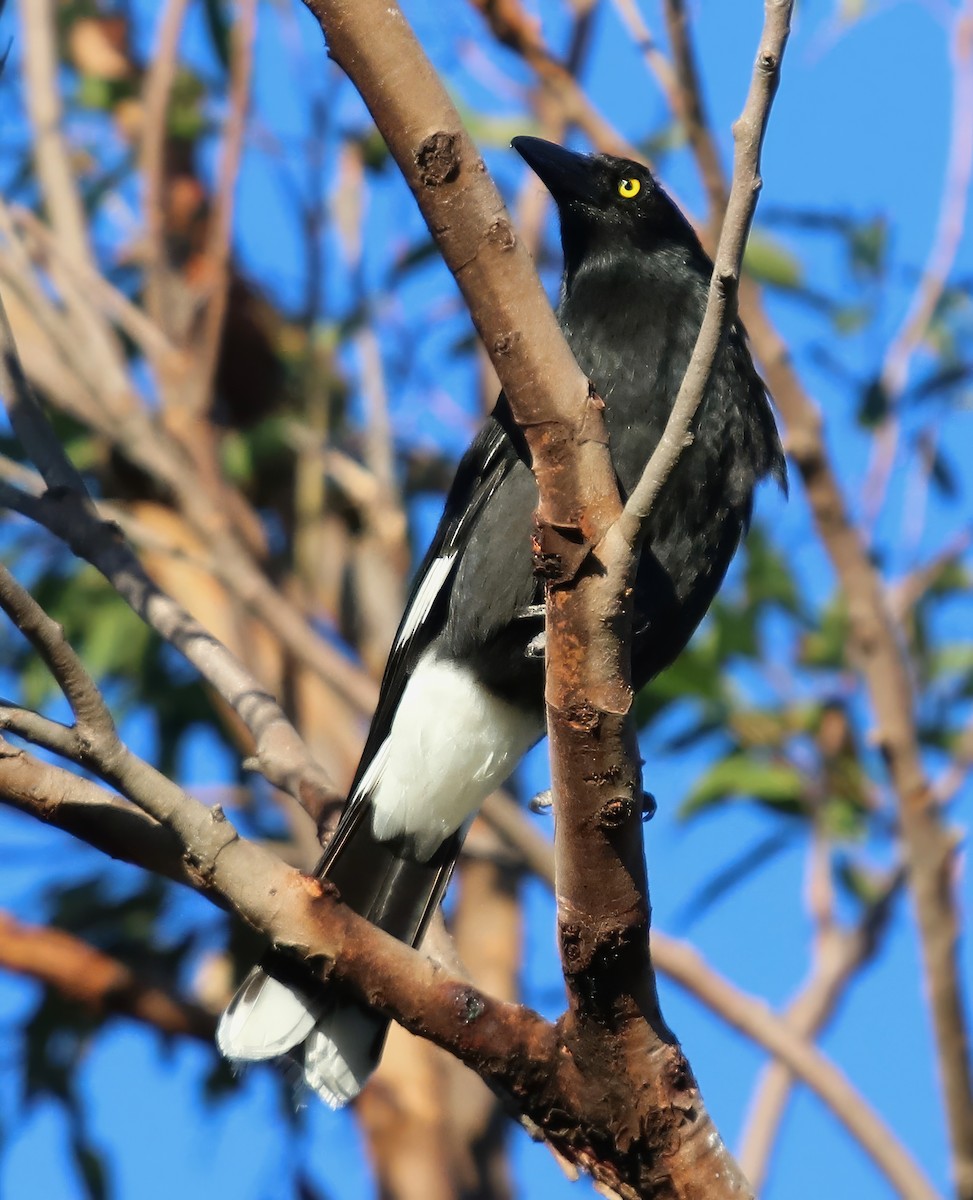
[861,2,973,534]
[611,1,790,550]
[0,291,89,494]
[608,0,682,116]
[467,0,640,159]
[661,0,730,231]
[12,206,181,368]
[19,0,94,269]
[139,0,194,329]
[185,0,258,416]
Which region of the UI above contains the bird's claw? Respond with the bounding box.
[529,789,553,813]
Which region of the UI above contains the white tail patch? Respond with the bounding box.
[368,650,541,859]
[217,969,319,1061]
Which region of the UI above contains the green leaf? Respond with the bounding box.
[835,857,891,907]
[167,68,206,141]
[357,127,391,171]
[849,216,888,280]
[800,595,849,669]
[831,304,872,335]
[681,754,806,819]
[744,231,804,290]
[743,526,802,615]
[928,447,959,498]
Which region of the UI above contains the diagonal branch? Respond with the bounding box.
[0,289,339,817]
[861,2,973,531]
[612,6,787,550]
[481,793,937,1200]
[0,911,216,1042]
[661,0,729,233]
[19,0,95,269]
[183,0,258,417]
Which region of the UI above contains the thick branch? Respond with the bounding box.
[0,737,199,889]
[302,0,621,561]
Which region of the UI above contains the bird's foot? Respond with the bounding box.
[529,789,553,813]
[515,604,545,621]
[525,631,546,658]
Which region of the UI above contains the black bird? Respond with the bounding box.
[217,137,786,1105]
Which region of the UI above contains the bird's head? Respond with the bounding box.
[512,136,703,284]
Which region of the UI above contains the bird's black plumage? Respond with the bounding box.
[217,137,786,1106]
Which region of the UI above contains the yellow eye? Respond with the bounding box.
[617,177,641,199]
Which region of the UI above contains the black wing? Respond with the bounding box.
[347,398,526,797]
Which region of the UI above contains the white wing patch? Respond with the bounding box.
[395,551,457,645]
[349,735,390,807]
[368,649,541,860]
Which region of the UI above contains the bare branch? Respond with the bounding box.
[660,936,939,1200]
[612,2,789,550]
[467,0,640,159]
[609,0,682,117]
[481,792,934,1199]
[862,2,973,529]
[737,869,903,1191]
[19,0,95,268]
[0,310,338,814]
[139,0,194,328]
[742,277,973,1197]
[0,703,80,759]
[184,0,259,416]
[0,291,90,494]
[0,736,197,889]
[12,206,180,368]
[661,0,730,231]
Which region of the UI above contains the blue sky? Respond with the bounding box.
[1,1,971,1198]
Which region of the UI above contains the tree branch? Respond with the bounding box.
[19,0,95,269]
[0,911,216,1042]
[650,4,973,1185]
[183,0,258,417]
[861,2,973,531]
[612,3,788,549]
[661,0,729,234]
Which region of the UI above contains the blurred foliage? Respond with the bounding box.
[0,2,970,1198]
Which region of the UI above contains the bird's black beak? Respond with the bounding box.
[512,136,601,207]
